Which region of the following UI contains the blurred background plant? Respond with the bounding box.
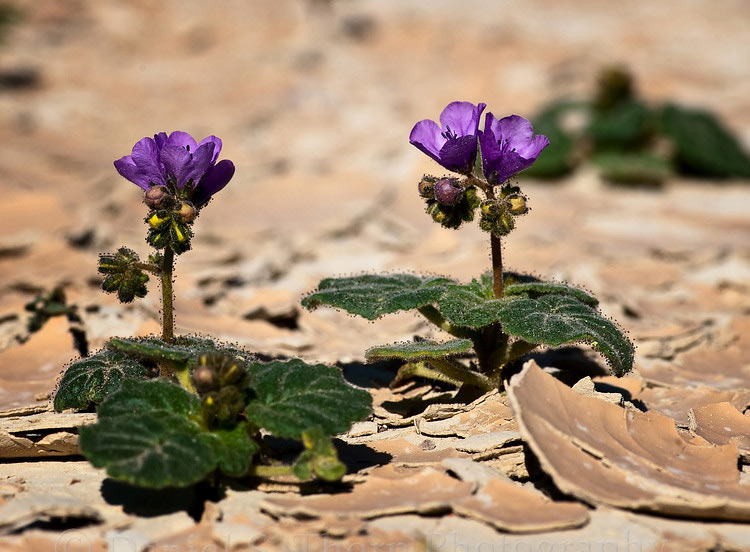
[526,66,750,185]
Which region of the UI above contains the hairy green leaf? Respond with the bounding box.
[302,273,454,320]
[504,281,599,308]
[96,378,202,420]
[79,412,216,488]
[207,421,260,478]
[365,339,473,362]
[53,350,148,412]
[437,277,502,329]
[245,359,371,439]
[107,337,194,367]
[495,295,634,376]
[437,278,633,375]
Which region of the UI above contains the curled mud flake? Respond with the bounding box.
[260,465,473,519]
[452,477,589,533]
[689,402,750,456]
[508,360,750,521]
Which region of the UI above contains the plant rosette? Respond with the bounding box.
[303,102,634,391]
[54,132,371,489]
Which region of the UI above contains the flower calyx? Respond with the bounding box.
[419,175,480,229]
[191,352,251,428]
[145,200,196,255]
[478,185,529,237]
[143,185,174,210]
[98,247,151,303]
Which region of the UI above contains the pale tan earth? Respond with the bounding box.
[0,1,749,550]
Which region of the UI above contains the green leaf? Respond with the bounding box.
[208,421,259,478]
[96,378,202,420]
[365,339,473,362]
[245,359,371,439]
[437,277,502,329]
[504,281,599,308]
[79,379,217,488]
[79,412,216,488]
[107,337,194,367]
[436,277,633,376]
[53,349,148,412]
[293,427,346,482]
[494,295,634,376]
[301,273,454,320]
[98,248,149,303]
[661,103,750,178]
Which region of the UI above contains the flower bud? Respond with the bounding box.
[427,202,446,223]
[480,199,501,218]
[433,178,463,206]
[507,194,528,215]
[148,212,170,230]
[176,201,197,223]
[192,364,217,393]
[143,186,172,209]
[418,176,437,199]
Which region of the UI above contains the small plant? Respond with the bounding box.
[525,66,750,184]
[54,132,371,489]
[303,102,634,391]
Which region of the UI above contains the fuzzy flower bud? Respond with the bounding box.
[480,199,501,217]
[176,201,198,223]
[418,176,437,199]
[507,195,528,215]
[143,186,172,209]
[192,364,217,393]
[433,177,463,206]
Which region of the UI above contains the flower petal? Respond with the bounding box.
[193,159,235,206]
[164,131,198,152]
[409,119,444,159]
[438,135,480,174]
[128,137,166,188]
[518,134,550,159]
[198,135,223,164]
[439,101,486,137]
[493,115,534,149]
[159,145,193,189]
[153,132,169,149]
[113,155,151,190]
[480,113,548,183]
[183,141,216,188]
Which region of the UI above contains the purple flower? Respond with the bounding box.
[409,101,486,174]
[479,114,549,184]
[114,131,235,207]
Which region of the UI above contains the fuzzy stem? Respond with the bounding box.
[161,246,175,344]
[490,235,503,298]
[426,358,494,390]
[417,306,475,339]
[132,262,162,275]
[175,368,195,393]
[249,464,295,478]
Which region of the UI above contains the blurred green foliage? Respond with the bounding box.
[525,67,750,184]
[0,3,22,45]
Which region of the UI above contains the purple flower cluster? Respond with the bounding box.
[410,102,549,184]
[114,131,235,207]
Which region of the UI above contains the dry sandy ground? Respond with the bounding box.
[0,1,749,550]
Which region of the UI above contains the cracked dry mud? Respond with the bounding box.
[1,1,750,550]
